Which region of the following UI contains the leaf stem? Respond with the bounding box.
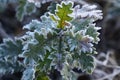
[58,29,63,70]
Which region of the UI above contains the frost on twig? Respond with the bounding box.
[92,50,120,80]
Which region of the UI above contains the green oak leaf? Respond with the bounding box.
[50,1,73,29]
[36,71,49,80]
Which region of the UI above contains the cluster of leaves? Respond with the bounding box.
[16,0,37,21]
[0,38,24,74]
[0,0,53,21]
[0,0,36,21]
[0,1,102,80]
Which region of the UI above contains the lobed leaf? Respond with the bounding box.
[79,52,95,74]
[50,1,73,29]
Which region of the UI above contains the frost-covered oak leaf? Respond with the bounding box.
[50,1,73,29]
